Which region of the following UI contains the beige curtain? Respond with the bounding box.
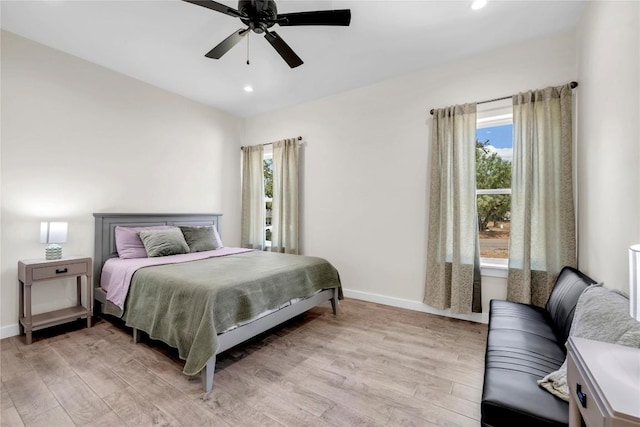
[424,103,482,314]
[241,144,265,250]
[507,84,576,306]
[271,138,299,254]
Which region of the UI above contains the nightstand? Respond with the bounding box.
[567,336,640,427]
[18,256,93,344]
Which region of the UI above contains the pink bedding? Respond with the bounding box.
[100,247,254,309]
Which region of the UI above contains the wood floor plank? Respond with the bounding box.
[457,351,485,365]
[102,385,178,427]
[111,359,231,426]
[289,356,353,389]
[286,365,395,425]
[414,384,481,420]
[26,346,76,384]
[364,353,453,395]
[387,406,441,427]
[81,409,127,427]
[362,338,484,389]
[319,402,383,427]
[248,393,330,427]
[226,358,333,418]
[0,405,25,427]
[48,334,95,366]
[85,337,137,369]
[203,371,287,426]
[2,374,60,424]
[46,375,113,425]
[451,382,483,404]
[290,334,371,368]
[0,339,34,382]
[123,342,203,396]
[68,360,128,399]
[0,299,487,427]
[386,391,479,427]
[327,356,419,398]
[22,405,74,427]
[383,321,486,354]
[1,381,15,411]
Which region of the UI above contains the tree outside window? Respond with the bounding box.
[476,123,512,260]
[264,158,273,243]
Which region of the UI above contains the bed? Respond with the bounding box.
[92,213,342,393]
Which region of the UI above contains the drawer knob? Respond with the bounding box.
[55,268,68,274]
[576,383,587,408]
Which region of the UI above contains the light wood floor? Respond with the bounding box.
[1,299,487,427]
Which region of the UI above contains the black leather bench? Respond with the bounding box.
[481,266,596,427]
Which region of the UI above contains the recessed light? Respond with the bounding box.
[471,0,487,10]
[244,85,254,93]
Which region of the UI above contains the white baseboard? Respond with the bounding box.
[342,288,489,324]
[1,323,20,340]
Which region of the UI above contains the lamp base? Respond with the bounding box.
[45,244,63,260]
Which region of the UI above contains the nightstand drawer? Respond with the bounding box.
[32,261,88,280]
[568,351,605,427]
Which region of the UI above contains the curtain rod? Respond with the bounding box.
[241,136,302,150]
[429,81,578,115]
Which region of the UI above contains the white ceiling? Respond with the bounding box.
[1,0,585,118]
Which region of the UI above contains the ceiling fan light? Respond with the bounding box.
[471,0,487,10]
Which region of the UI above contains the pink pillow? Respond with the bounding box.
[115,225,172,259]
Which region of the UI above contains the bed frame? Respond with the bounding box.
[93,213,339,393]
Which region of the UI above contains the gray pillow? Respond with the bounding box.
[138,227,190,257]
[538,284,640,400]
[179,226,219,253]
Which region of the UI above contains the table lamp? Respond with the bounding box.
[40,221,67,260]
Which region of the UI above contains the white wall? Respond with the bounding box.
[576,1,640,293]
[0,31,243,337]
[244,31,577,322]
[6,17,618,334]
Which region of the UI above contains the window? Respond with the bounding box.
[476,102,513,260]
[263,154,273,248]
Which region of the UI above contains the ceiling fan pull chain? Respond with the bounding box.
[246,31,250,65]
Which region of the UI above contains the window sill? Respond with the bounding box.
[480,258,508,279]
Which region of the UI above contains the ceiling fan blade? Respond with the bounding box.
[205,28,249,59]
[183,0,245,18]
[276,9,351,26]
[264,31,303,68]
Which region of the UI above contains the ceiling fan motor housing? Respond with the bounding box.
[238,0,277,33]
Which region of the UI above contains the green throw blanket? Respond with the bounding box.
[121,251,342,375]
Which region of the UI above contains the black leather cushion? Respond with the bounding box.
[545,266,597,345]
[481,300,568,427]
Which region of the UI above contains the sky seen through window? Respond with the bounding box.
[476,124,513,162]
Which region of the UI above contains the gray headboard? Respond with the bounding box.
[93,213,222,287]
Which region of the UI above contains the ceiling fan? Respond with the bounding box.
[183,0,351,68]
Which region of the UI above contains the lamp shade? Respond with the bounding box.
[630,244,640,321]
[40,222,68,244]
